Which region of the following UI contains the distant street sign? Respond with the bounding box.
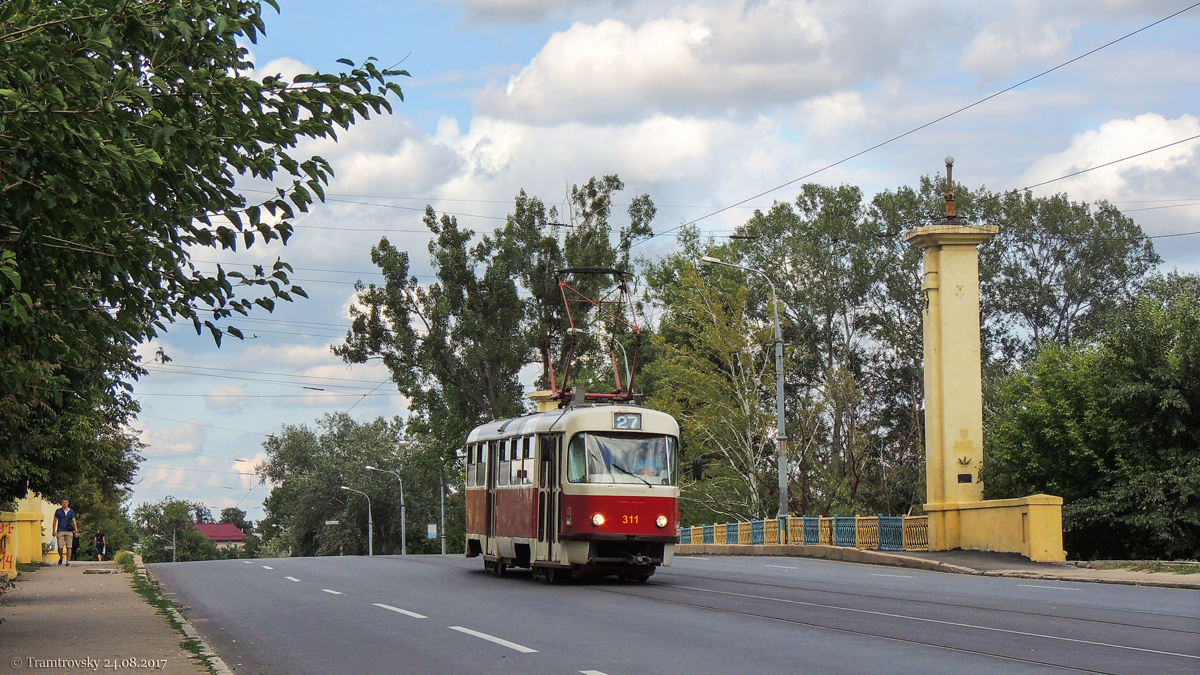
[426,524,437,540]
[163,545,176,550]
[325,520,340,525]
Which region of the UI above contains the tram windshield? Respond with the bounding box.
[566,433,677,485]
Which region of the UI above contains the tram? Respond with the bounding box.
[464,400,679,581]
[464,268,680,581]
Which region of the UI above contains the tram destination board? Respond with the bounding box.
[613,412,642,430]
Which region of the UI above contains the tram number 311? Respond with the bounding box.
[622,515,639,524]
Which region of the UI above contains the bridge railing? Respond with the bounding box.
[678,515,928,552]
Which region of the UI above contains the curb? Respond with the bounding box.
[132,554,236,675]
[674,544,1200,590]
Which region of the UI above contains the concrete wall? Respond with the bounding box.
[927,494,1065,562]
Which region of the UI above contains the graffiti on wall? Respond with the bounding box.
[0,520,15,574]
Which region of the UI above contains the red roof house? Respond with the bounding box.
[194,523,245,549]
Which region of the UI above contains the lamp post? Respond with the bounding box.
[700,255,789,517]
[365,465,405,555]
[340,486,373,556]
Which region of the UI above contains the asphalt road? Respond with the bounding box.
[149,554,1200,675]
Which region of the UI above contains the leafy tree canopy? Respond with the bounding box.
[983,273,1200,558]
[0,0,407,500]
[132,496,219,563]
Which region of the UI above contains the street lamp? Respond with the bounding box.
[364,465,405,555]
[700,255,789,518]
[340,486,373,556]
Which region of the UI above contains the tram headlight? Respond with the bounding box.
[591,513,605,527]
[656,515,668,528]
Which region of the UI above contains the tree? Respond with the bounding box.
[642,263,783,522]
[336,177,655,479]
[983,273,1200,558]
[0,0,407,501]
[133,497,219,563]
[219,507,251,533]
[256,413,462,556]
[978,191,1160,364]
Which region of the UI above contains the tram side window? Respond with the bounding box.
[522,437,534,484]
[466,444,476,488]
[498,440,510,486]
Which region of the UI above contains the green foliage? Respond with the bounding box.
[984,273,1200,558]
[132,497,219,563]
[0,0,407,501]
[219,507,251,532]
[646,179,1161,526]
[257,413,461,556]
[978,191,1160,364]
[336,176,654,471]
[642,265,780,521]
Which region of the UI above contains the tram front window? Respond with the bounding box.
[566,433,677,485]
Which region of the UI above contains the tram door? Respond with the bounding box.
[536,434,560,562]
[486,439,498,557]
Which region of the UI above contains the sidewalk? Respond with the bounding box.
[676,543,1200,590]
[0,561,209,675]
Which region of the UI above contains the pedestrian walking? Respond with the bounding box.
[52,499,78,566]
[93,526,107,562]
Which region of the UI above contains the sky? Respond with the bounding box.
[126,0,1200,524]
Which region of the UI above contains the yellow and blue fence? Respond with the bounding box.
[680,515,928,552]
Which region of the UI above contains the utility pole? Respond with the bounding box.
[365,465,405,555]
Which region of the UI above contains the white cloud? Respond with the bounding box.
[959,12,1072,82]
[477,1,938,125]
[253,57,314,84]
[455,0,585,23]
[207,384,249,409]
[135,422,206,459]
[1020,113,1200,202]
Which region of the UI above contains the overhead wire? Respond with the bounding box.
[632,1,1200,246]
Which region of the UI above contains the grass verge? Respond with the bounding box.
[1113,561,1200,575]
[128,565,219,674]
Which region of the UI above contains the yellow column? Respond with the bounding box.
[905,225,996,502]
[906,224,996,552]
[905,215,1065,561]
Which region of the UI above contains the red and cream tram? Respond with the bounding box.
[464,402,679,581]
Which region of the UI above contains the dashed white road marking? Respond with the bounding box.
[373,603,427,619]
[284,576,301,583]
[1019,584,1079,591]
[764,564,797,570]
[242,560,253,564]
[870,573,914,578]
[581,671,609,675]
[321,589,343,595]
[261,565,273,570]
[448,626,537,653]
[678,557,710,561]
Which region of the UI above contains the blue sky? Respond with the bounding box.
[127,0,1200,523]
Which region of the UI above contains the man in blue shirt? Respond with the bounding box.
[52,499,78,566]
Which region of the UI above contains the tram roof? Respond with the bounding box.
[465,403,673,444]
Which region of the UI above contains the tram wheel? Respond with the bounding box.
[496,560,507,576]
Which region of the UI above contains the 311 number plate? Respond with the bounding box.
[613,412,642,430]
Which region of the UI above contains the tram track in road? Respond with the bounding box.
[595,582,1118,675]
[654,565,1200,637]
[579,568,1200,675]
